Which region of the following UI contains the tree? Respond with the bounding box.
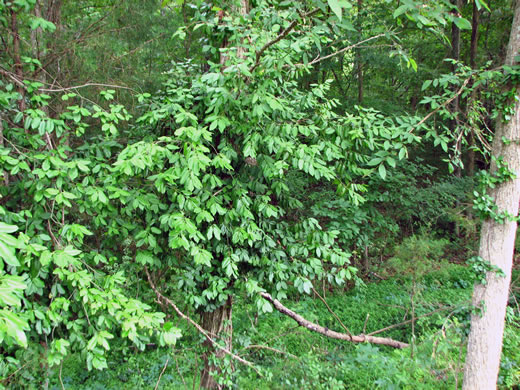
[463,1,520,388]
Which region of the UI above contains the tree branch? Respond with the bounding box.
[298,33,387,67]
[144,267,257,371]
[409,76,472,133]
[260,292,409,349]
[250,8,320,72]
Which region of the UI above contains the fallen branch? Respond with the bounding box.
[144,267,257,371]
[260,292,409,349]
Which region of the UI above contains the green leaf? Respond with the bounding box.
[453,17,472,30]
[0,223,18,234]
[327,0,342,20]
[378,164,387,180]
[421,80,432,91]
[0,241,19,266]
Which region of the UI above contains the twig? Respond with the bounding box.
[298,33,387,67]
[154,356,170,390]
[172,349,188,390]
[312,286,352,336]
[243,344,299,359]
[39,82,134,92]
[59,362,65,390]
[144,267,258,372]
[250,8,320,72]
[408,76,472,134]
[363,314,370,334]
[260,292,409,349]
[367,306,448,336]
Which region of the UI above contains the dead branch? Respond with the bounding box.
[312,286,352,336]
[243,344,299,359]
[144,267,257,371]
[367,306,450,337]
[299,33,387,67]
[260,292,409,349]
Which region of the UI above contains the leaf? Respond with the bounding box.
[421,80,432,91]
[475,0,490,12]
[0,223,18,234]
[367,157,382,166]
[378,164,387,180]
[327,0,342,20]
[0,241,19,266]
[136,250,156,265]
[453,17,472,30]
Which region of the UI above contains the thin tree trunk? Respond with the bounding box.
[200,297,233,389]
[467,1,480,177]
[356,0,363,104]
[0,114,7,186]
[462,2,520,388]
[450,0,462,170]
[10,8,25,112]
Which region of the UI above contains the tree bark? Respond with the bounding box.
[462,2,520,388]
[200,297,233,390]
[260,292,409,349]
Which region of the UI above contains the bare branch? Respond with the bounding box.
[367,306,449,337]
[243,344,299,359]
[312,287,352,336]
[260,292,409,349]
[298,33,387,67]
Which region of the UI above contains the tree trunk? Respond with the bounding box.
[10,8,25,112]
[200,297,233,390]
[200,1,248,387]
[467,1,480,177]
[356,0,363,104]
[462,2,520,388]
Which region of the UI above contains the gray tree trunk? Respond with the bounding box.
[200,297,233,389]
[462,2,520,388]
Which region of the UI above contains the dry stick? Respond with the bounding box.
[312,286,352,337]
[366,306,449,337]
[59,362,65,390]
[243,344,299,360]
[0,66,134,93]
[154,356,170,390]
[362,314,370,334]
[302,33,387,67]
[260,292,409,349]
[144,267,258,372]
[408,76,472,134]
[172,350,189,390]
[250,8,320,72]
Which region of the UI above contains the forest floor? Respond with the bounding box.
[46,263,519,389]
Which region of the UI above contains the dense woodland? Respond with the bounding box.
[1,0,520,388]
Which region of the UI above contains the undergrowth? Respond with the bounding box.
[40,263,520,389]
